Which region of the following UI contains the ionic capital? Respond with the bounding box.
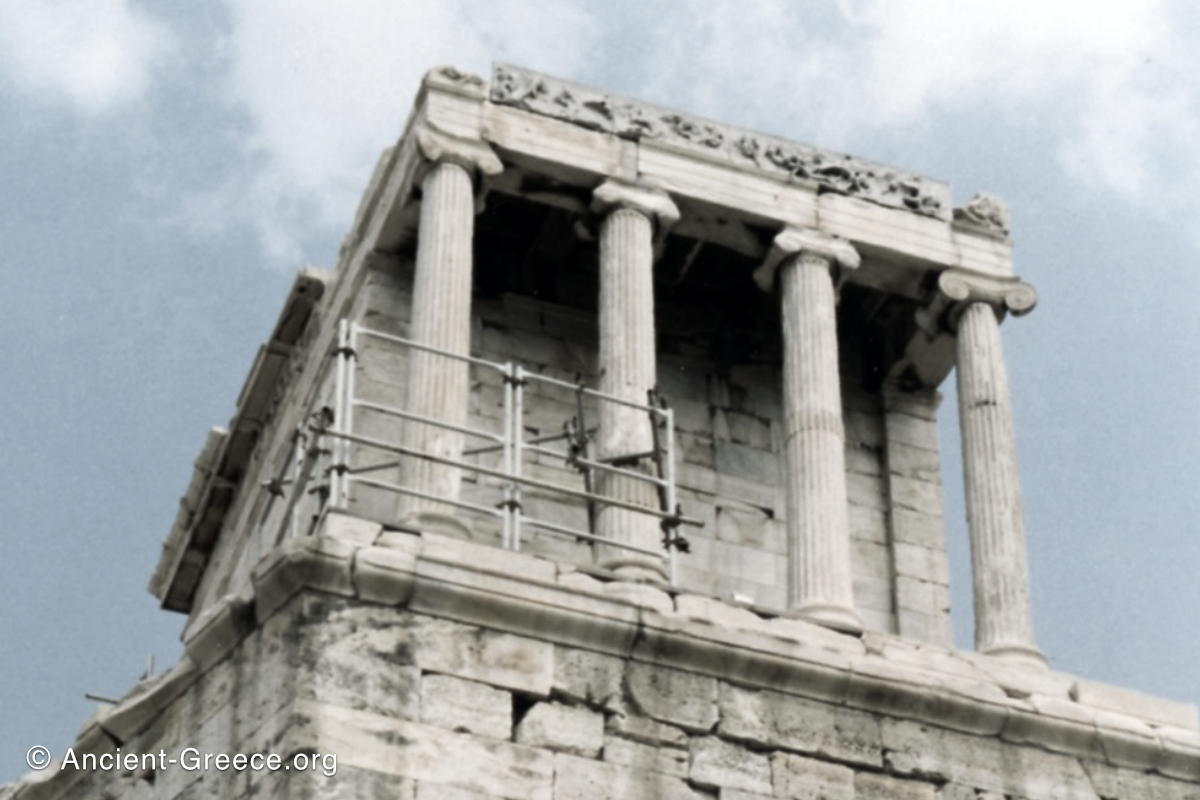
[414,122,503,186]
[753,227,860,292]
[591,179,680,233]
[917,269,1038,334]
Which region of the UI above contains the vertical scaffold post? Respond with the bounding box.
[571,377,597,536]
[501,362,515,549]
[288,428,303,540]
[339,322,358,508]
[647,390,680,585]
[511,364,526,550]
[662,403,679,586]
[328,320,350,507]
[326,319,352,506]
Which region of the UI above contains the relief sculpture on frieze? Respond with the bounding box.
[491,63,952,220]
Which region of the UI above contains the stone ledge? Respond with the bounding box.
[24,515,1200,797]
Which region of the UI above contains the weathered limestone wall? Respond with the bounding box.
[12,522,1198,799]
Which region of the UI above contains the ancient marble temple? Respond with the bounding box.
[6,65,1199,799]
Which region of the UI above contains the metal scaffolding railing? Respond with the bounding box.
[255,319,699,584]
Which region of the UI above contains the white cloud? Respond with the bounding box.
[624,0,1200,238]
[206,0,601,263]
[197,1,1200,262]
[833,1,1200,211]
[0,0,174,114]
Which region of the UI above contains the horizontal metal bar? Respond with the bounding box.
[519,517,669,559]
[522,444,571,461]
[344,460,401,476]
[352,326,507,372]
[466,428,575,456]
[570,456,669,487]
[351,477,505,519]
[596,450,657,464]
[323,429,702,527]
[521,371,669,416]
[351,399,504,443]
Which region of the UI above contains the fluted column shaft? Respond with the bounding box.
[594,207,661,578]
[591,180,678,582]
[398,161,476,530]
[956,301,1045,665]
[779,250,862,633]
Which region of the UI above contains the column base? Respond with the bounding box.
[601,580,674,613]
[397,510,473,541]
[596,556,668,585]
[980,641,1049,669]
[792,602,864,636]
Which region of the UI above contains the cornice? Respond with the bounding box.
[121,513,1200,795]
[490,63,953,223]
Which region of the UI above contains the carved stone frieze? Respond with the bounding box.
[428,65,486,89]
[422,66,489,100]
[490,64,952,221]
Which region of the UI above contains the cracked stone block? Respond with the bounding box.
[412,617,553,696]
[688,736,772,794]
[603,735,688,777]
[855,771,936,800]
[553,752,709,800]
[770,752,854,800]
[718,684,882,768]
[515,701,604,757]
[421,673,512,739]
[554,647,625,710]
[625,662,718,733]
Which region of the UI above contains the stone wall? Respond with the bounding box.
[183,245,952,642]
[11,520,1198,799]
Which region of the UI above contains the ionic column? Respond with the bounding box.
[397,126,502,538]
[938,270,1046,666]
[590,180,679,582]
[755,228,862,634]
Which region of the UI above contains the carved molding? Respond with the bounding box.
[917,269,1038,333]
[953,193,1011,237]
[490,64,952,221]
[591,178,680,232]
[414,122,503,185]
[753,226,860,292]
[425,65,486,91]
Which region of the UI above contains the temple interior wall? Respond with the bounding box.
[191,249,951,643]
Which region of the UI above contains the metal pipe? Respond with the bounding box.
[663,405,678,586]
[355,327,506,371]
[352,477,504,519]
[521,516,669,559]
[464,429,575,457]
[351,398,503,442]
[322,429,703,526]
[501,362,514,550]
[522,370,671,414]
[512,364,525,550]
[342,321,359,507]
[329,320,347,506]
[568,455,670,486]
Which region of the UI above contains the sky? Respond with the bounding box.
[2,0,1199,784]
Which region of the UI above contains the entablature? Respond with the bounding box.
[341,65,1028,396]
